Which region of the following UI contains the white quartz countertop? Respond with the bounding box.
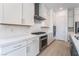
[69,32,79,54]
[0,31,53,46]
[0,34,37,46]
[72,36,79,54]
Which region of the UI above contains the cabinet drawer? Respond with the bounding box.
[1,40,26,55]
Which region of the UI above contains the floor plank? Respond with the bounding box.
[39,40,71,56]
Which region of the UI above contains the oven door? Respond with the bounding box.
[40,35,47,51]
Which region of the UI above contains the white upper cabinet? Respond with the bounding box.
[74,8,79,15]
[0,4,3,21]
[0,3,34,25]
[74,15,79,21]
[2,3,22,24]
[68,8,74,27]
[22,3,34,25]
[39,4,50,27]
[74,8,79,21]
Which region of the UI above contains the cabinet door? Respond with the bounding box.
[68,9,74,27]
[26,38,39,56]
[48,33,50,45]
[74,15,79,21]
[71,43,78,56]
[0,3,3,22]
[74,8,79,21]
[74,8,79,15]
[39,4,50,27]
[33,37,39,56]
[26,41,34,56]
[39,4,48,19]
[3,3,22,24]
[6,47,26,56]
[22,3,34,25]
[48,33,53,45]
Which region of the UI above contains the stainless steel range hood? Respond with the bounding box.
[34,3,46,20]
[34,15,46,20]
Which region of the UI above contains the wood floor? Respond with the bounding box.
[39,40,71,56]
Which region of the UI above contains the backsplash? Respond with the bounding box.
[0,23,42,38]
[30,23,42,32]
[0,25,29,38]
[0,23,53,39]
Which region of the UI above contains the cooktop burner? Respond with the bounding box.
[31,32,46,35]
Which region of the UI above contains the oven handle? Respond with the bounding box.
[41,37,47,40]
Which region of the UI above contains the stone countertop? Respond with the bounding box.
[0,31,53,46]
[69,32,79,54]
[0,34,37,46]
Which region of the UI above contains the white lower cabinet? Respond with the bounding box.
[48,33,54,45]
[26,40,34,56]
[26,37,39,56]
[32,37,39,56]
[1,40,27,56]
[0,37,39,56]
[6,47,26,56]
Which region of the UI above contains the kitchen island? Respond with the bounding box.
[69,32,79,56]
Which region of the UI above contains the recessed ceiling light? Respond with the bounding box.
[59,8,63,10]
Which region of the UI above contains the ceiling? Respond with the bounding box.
[44,3,79,9]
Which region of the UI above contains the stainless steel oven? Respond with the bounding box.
[40,35,47,51]
[31,32,47,52]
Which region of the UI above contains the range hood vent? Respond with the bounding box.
[34,3,46,20]
[34,15,46,20]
